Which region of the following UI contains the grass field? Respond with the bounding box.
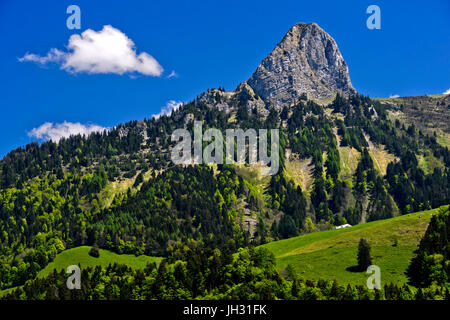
[0,246,162,297]
[2,207,446,297]
[38,246,162,278]
[337,145,360,180]
[368,147,397,176]
[98,176,137,208]
[260,207,446,287]
[284,158,314,193]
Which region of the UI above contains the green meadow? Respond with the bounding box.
[260,207,445,287]
[2,207,446,298]
[1,246,161,297]
[38,246,162,278]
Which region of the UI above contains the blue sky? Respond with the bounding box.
[0,0,449,158]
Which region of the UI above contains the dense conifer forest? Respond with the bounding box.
[1,92,449,298]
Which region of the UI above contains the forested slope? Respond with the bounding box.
[1,90,449,292]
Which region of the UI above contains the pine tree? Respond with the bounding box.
[357,238,372,270]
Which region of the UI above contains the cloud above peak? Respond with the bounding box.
[19,25,164,76]
[28,121,108,142]
[152,100,183,119]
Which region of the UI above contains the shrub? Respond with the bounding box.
[89,246,100,258]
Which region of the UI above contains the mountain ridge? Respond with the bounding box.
[246,22,355,106]
[0,22,449,294]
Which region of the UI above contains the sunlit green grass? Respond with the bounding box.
[38,246,162,278]
[0,246,162,297]
[260,207,445,286]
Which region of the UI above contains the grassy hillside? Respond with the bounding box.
[284,157,314,193]
[38,246,162,278]
[0,246,162,297]
[260,207,447,287]
[377,94,450,148]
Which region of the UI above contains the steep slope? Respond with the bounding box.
[378,94,450,148]
[0,22,449,294]
[247,22,355,106]
[260,207,444,286]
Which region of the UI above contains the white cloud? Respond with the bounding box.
[443,88,450,95]
[152,100,183,119]
[167,70,178,78]
[389,94,400,98]
[19,25,163,76]
[18,48,65,65]
[28,121,108,142]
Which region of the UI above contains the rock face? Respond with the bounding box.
[246,22,355,107]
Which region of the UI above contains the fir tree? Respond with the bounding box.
[357,238,372,270]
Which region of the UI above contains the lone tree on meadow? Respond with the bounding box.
[357,238,372,270]
[89,245,100,258]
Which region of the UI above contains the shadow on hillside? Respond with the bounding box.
[346,265,365,273]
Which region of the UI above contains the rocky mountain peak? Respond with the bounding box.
[246,22,356,107]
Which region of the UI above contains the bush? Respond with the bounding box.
[392,238,399,247]
[89,246,100,258]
